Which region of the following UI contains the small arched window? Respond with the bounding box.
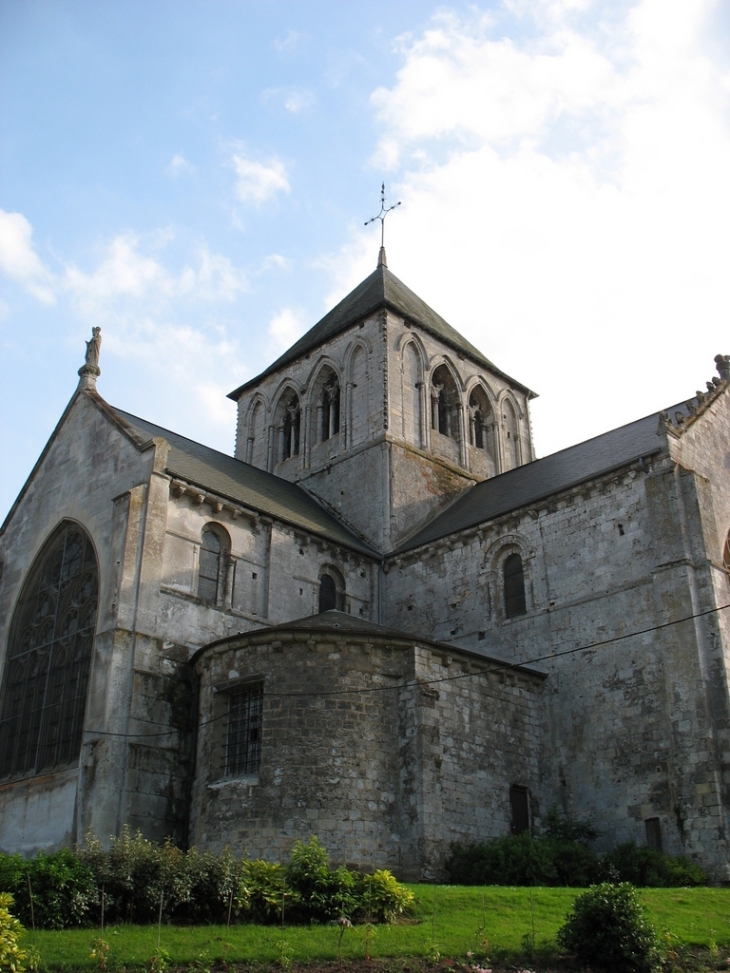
[318,574,337,612]
[503,552,526,619]
[723,531,730,572]
[318,567,345,613]
[198,526,228,604]
[0,521,98,779]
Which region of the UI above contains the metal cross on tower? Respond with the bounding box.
[365,183,401,254]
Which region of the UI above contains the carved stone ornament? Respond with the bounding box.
[78,327,102,388]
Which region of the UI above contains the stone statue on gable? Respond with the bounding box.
[78,326,102,388]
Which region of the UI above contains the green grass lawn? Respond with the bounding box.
[23,885,730,971]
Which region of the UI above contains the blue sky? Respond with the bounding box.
[2,0,730,521]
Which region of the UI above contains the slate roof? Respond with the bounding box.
[229,258,535,399]
[111,407,377,556]
[196,610,547,676]
[394,405,684,553]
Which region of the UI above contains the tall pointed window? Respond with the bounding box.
[320,374,341,442]
[198,528,221,603]
[503,553,526,618]
[0,521,98,779]
[468,387,494,457]
[431,365,460,442]
[282,393,301,460]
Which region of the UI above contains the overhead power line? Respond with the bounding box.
[78,599,730,743]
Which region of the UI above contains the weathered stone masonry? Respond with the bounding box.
[1,255,729,882]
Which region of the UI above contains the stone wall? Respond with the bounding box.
[190,622,544,879]
[383,447,730,881]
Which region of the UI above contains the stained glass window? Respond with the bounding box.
[0,522,98,779]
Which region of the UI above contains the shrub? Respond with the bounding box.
[285,838,359,921]
[357,869,415,922]
[237,860,292,924]
[0,850,96,930]
[445,833,558,886]
[0,893,28,973]
[79,829,195,924]
[557,882,663,973]
[2,835,413,929]
[179,847,243,924]
[602,842,707,887]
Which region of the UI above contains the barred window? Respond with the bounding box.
[0,522,98,779]
[225,683,263,776]
[503,552,527,619]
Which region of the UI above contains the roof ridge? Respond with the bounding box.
[229,263,534,400]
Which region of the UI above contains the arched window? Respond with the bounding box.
[198,525,229,605]
[503,552,526,618]
[469,387,495,456]
[503,399,520,470]
[318,574,337,612]
[282,393,301,460]
[320,373,340,442]
[431,365,460,442]
[723,530,730,572]
[0,521,98,779]
[318,567,345,613]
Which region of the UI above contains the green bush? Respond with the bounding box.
[79,829,195,925]
[603,842,707,888]
[237,860,292,923]
[356,869,415,922]
[0,893,29,973]
[1,835,412,929]
[557,882,663,973]
[0,850,96,930]
[446,833,559,886]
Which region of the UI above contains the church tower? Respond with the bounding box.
[229,249,536,551]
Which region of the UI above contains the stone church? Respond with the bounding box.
[1,247,729,882]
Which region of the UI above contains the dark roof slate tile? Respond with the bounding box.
[112,408,377,556]
[394,406,682,552]
[229,262,534,399]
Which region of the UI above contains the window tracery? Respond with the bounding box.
[281,393,301,460]
[320,373,341,442]
[468,387,495,456]
[0,522,98,779]
[431,365,460,442]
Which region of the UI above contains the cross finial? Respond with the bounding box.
[365,183,401,267]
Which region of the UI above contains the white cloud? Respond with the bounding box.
[267,307,307,354]
[0,209,56,303]
[64,234,247,313]
[333,0,730,457]
[261,86,315,114]
[167,153,194,177]
[232,153,291,205]
[273,29,307,54]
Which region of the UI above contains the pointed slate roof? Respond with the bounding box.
[110,407,378,556]
[229,259,535,399]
